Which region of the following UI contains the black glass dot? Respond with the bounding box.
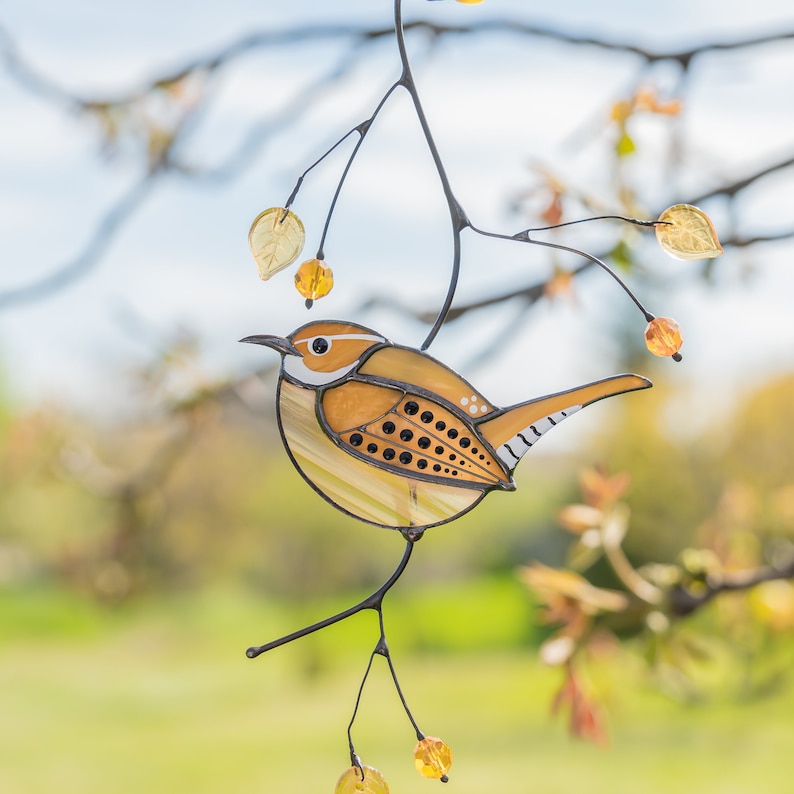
[383,448,395,461]
[404,401,419,415]
[435,420,446,431]
[312,337,329,354]
[451,470,458,476]
[444,467,450,473]
[382,421,396,434]
[459,437,471,448]
[367,443,378,454]
[400,429,414,442]
[447,428,458,440]
[433,464,442,472]
[420,411,434,424]
[350,433,363,447]
[417,459,428,470]
[399,451,412,465]
[471,447,479,455]
[479,454,485,460]
[434,446,444,455]
[449,453,457,461]
[417,436,431,450]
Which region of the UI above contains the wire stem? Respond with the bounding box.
[316,82,402,259]
[521,214,670,234]
[469,222,656,323]
[394,0,469,350]
[246,539,414,658]
[346,592,425,763]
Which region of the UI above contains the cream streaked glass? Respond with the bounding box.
[279,380,484,529]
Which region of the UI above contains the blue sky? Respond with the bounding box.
[0,0,793,437]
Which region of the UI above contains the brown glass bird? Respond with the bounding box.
[241,320,651,536]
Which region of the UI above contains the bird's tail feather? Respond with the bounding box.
[478,374,651,471]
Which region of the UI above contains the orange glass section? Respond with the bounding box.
[279,381,484,529]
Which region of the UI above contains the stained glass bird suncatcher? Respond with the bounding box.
[242,320,651,537]
[238,0,724,786]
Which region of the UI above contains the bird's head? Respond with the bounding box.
[240,320,387,386]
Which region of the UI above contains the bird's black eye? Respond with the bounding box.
[312,337,330,355]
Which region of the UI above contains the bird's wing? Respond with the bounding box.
[320,380,511,491]
[478,374,652,471]
[357,345,497,419]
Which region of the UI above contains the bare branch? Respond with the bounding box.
[723,229,794,248]
[2,14,793,312]
[5,17,794,108]
[172,42,374,183]
[0,177,154,310]
[690,154,794,204]
[669,555,794,617]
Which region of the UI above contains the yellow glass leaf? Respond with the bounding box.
[248,207,305,281]
[456,0,485,4]
[656,204,723,260]
[644,316,682,358]
[295,257,334,303]
[413,737,453,781]
[334,765,389,794]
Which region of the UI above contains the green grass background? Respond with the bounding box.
[2,579,793,794]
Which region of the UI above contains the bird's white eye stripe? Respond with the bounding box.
[295,334,385,346]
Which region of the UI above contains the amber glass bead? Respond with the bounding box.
[644,317,682,358]
[295,257,334,302]
[334,765,389,794]
[413,737,453,780]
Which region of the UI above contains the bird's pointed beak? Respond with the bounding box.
[239,334,302,358]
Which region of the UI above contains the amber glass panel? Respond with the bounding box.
[359,347,495,417]
[479,374,650,449]
[279,381,484,529]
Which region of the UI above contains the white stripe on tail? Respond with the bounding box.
[494,406,582,468]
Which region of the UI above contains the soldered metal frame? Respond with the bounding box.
[274,333,509,536]
[243,0,674,778]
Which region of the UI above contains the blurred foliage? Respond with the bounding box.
[1,356,793,612]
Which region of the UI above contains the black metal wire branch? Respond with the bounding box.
[314,83,402,260]
[347,606,424,769]
[393,0,470,350]
[521,214,669,235]
[245,539,414,658]
[467,220,658,323]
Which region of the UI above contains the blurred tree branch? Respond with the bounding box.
[1,15,793,311]
[669,555,794,617]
